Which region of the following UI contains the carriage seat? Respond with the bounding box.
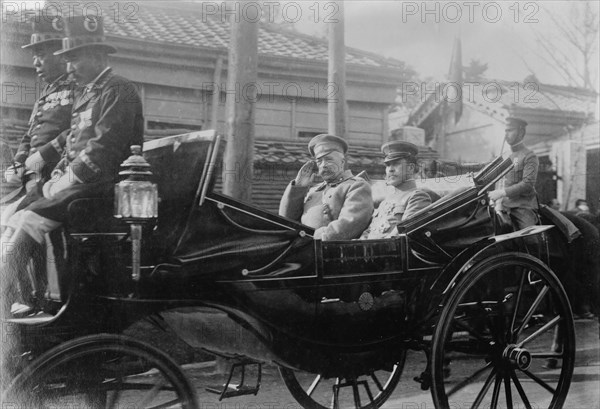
[66,198,130,235]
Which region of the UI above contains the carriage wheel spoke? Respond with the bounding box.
[510,370,533,409]
[517,315,561,348]
[531,352,563,359]
[447,362,492,397]
[352,382,361,408]
[470,367,496,409]
[146,398,183,409]
[106,377,123,409]
[490,372,502,409]
[331,377,340,409]
[504,371,513,409]
[515,285,549,339]
[370,372,384,392]
[521,369,556,394]
[138,377,165,408]
[509,270,527,340]
[307,374,322,396]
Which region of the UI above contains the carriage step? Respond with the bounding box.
[332,379,375,409]
[206,360,262,400]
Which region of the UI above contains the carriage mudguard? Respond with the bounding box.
[538,204,581,243]
[421,225,554,315]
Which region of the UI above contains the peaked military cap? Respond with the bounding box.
[22,15,64,49]
[505,117,528,129]
[382,140,419,164]
[54,15,117,56]
[308,134,349,159]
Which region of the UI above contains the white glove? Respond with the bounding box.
[4,163,24,183]
[24,151,45,174]
[42,167,79,199]
[294,160,317,187]
[488,189,506,202]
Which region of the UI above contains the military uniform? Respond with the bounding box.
[492,118,539,230]
[14,74,76,166]
[2,17,76,227]
[27,67,144,224]
[501,143,539,210]
[16,15,143,240]
[280,169,373,240]
[361,180,431,239]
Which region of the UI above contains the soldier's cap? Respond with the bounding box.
[382,140,419,164]
[54,15,117,56]
[505,117,528,130]
[308,134,349,159]
[22,15,64,50]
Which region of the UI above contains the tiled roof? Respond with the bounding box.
[5,3,407,70]
[474,80,597,114]
[408,79,597,126]
[110,3,406,68]
[253,141,438,168]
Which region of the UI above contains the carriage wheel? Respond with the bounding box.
[430,252,575,409]
[3,333,198,409]
[279,351,405,409]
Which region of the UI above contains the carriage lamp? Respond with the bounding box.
[114,145,158,282]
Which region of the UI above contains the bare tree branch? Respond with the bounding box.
[530,1,598,90]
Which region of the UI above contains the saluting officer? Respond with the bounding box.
[2,15,77,233]
[279,134,373,240]
[2,15,144,316]
[488,117,539,230]
[361,141,431,239]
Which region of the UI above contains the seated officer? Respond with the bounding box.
[361,141,431,239]
[279,134,373,240]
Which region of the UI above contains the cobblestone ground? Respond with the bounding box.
[182,318,599,409]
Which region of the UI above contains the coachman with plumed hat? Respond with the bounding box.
[2,13,78,315]
[54,15,117,56]
[1,12,144,317]
[22,15,64,49]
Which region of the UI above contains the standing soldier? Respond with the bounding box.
[2,15,144,316]
[488,117,539,230]
[2,15,77,236]
[279,134,373,240]
[361,141,431,239]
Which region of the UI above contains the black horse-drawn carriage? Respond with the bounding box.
[2,130,575,408]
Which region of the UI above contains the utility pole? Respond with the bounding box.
[327,0,346,138]
[222,8,258,202]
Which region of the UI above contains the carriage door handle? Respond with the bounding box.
[321,297,341,304]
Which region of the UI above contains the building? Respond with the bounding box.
[1,2,414,211]
[407,79,599,212]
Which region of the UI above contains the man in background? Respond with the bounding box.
[488,117,539,230]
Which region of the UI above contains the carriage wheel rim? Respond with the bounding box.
[430,253,575,409]
[279,351,406,409]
